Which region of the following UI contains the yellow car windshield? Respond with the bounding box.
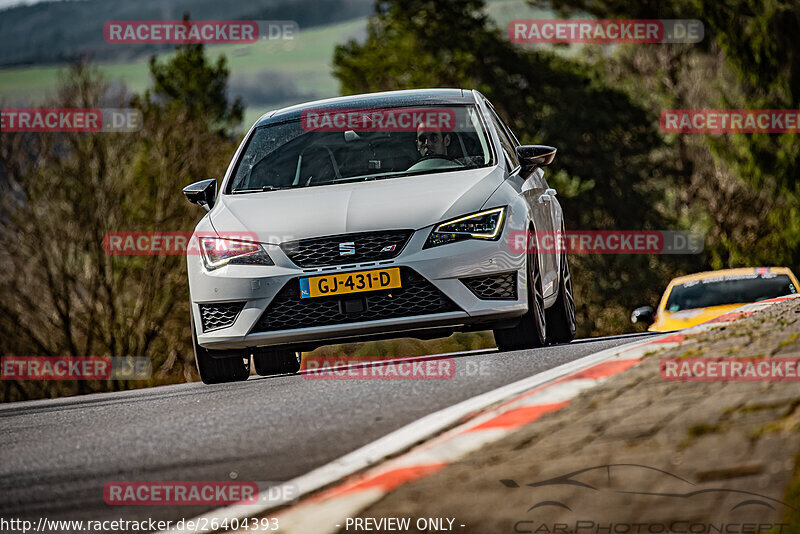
[665,274,797,312]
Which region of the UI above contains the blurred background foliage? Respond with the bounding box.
[0,0,797,400]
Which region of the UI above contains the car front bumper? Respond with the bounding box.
[189,219,528,351]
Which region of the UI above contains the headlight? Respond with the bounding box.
[424,207,506,248]
[199,237,274,270]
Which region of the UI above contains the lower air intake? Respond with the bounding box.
[460,271,517,300]
[199,302,246,332]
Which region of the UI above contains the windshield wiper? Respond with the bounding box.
[233,185,287,194]
[311,174,405,187]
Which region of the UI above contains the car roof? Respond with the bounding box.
[668,267,797,286]
[254,88,476,126]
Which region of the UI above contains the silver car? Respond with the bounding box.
[183,88,576,384]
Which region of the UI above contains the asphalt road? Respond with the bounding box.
[0,333,652,530]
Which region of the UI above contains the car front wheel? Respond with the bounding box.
[493,249,547,351]
[545,248,577,344]
[192,316,251,384]
[253,347,302,376]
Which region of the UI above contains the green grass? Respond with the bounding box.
[778,332,799,349]
[0,18,366,108]
[688,422,721,437]
[486,0,589,57]
[0,60,155,105]
[214,18,366,90]
[485,0,560,30]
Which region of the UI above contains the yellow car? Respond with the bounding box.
[631,267,799,332]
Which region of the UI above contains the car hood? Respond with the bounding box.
[648,303,744,332]
[209,166,506,243]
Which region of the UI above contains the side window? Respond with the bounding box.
[485,103,520,170]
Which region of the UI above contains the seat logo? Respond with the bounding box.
[339,242,356,256]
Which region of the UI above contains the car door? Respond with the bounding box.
[481,98,560,297]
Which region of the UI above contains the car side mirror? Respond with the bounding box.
[631,306,656,326]
[183,179,217,212]
[516,145,556,175]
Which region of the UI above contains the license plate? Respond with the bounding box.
[299,268,401,299]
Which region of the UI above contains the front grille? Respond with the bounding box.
[461,271,517,300]
[252,269,459,332]
[280,230,413,268]
[199,302,246,332]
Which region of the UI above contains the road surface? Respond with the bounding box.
[0,333,652,529]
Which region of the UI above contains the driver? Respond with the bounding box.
[416,123,451,158]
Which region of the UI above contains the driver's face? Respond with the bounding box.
[416,127,450,156]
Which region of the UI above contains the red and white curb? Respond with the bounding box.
[163,294,799,534]
[266,358,644,534]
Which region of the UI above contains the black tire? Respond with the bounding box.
[191,316,251,384]
[493,247,547,351]
[546,248,577,344]
[253,347,301,376]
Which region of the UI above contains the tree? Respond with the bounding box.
[536,0,800,272]
[0,41,241,401]
[139,18,243,135]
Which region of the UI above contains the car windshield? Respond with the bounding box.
[665,273,797,312]
[228,104,493,193]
